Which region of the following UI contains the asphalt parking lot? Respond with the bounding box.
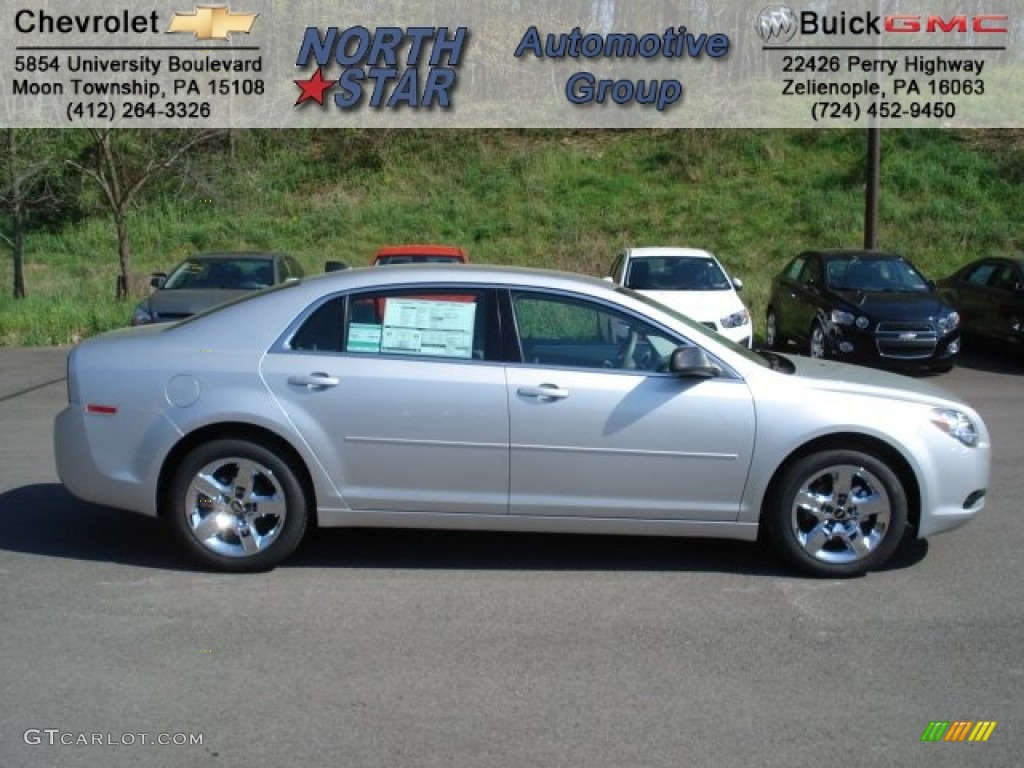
[1,345,1022,768]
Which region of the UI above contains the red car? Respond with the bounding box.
[371,245,469,266]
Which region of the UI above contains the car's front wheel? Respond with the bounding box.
[765,450,908,577]
[166,439,309,572]
[808,321,827,359]
[765,309,782,350]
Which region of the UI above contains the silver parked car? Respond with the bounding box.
[131,251,305,326]
[55,265,990,577]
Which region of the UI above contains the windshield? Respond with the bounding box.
[625,256,731,291]
[164,258,276,290]
[617,286,771,369]
[826,257,931,293]
[171,278,303,328]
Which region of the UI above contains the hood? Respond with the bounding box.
[781,354,966,408]
[143,288,245,319]
[833,290,951,321]
[638,289,744,325]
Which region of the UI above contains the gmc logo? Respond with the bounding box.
[885,15,1008,33]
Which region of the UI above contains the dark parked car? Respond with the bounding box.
[937,257,1024,353]
[766,249,961,371]
[131,251,305,325]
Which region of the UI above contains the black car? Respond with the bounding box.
[131,251,305,325]
[937,257,1024,352]
[766,249,961,371]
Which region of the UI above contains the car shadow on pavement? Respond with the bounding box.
[290,525,929,577]
[0,483,929,577]
[289,527,789,575]
[0,483,186,571]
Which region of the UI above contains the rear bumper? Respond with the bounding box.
[54,405,181,517]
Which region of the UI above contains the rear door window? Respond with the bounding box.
[290,288,495,360]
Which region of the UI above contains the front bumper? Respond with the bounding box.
[706,321,753,348]
[826,325,961,367]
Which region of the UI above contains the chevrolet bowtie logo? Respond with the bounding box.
[167,5,258,40]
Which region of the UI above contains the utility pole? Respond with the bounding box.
[864,127,881,250]
[864,0,882,250]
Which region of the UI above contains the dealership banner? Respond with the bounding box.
[1,0,1021,128]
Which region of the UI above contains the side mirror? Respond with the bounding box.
[324,260,350,273]
[150,272,167,289]
[669,346,720,379]
[731,276,744,292]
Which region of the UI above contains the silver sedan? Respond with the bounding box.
[54,265,991,577]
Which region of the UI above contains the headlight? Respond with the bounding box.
[830,309,855,326]
[937,311,960,334]
[720,308,750,329]
[855,316,870,329]
[131,304,153,326]
[930,408,979,447]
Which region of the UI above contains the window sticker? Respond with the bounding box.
[347,323,383,353]
[380,298,477,358]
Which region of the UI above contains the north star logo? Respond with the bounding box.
[293,26,467,110]
[167,4,258,41]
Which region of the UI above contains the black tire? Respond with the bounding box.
[765,309,782,351]
[808,321,828,359]
[165,438,309,572]
[764,449,908,578]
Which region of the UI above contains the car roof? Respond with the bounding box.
[374,244,467,257]
[301,263,612,293]
[804,249,906,262]
[185,251,283,262]
[626,247,715,259]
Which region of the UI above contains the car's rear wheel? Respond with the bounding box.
[166,439,309,572]
[765,309,782,350]
[808,321,827,359]
[765,450,907,577]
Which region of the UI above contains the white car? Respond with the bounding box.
[608,247,753,347]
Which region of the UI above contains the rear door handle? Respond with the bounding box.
[288,372,340,390]
[517,384,569,401]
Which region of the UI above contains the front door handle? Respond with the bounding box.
[288,372,340,390]
[517,384,569,401]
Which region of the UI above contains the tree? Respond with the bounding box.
[0,129,69,298]
[69,129,223,298]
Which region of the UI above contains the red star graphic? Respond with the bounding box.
[294,68,334,106]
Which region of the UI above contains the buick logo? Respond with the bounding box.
[755,4,799,45]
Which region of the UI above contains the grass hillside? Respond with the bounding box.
[1,129,1022,345]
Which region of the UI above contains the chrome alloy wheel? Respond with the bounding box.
[789,463,892,565]
[809,322,826,359]
[765,311,778,349]
[185,457,288,558]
